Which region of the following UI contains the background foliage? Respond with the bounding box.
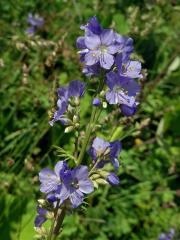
[0,0,180,239]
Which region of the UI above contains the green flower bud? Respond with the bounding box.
[34,226,47,236]
[74,97,80,106]
[73,115,79,123]
[74,123,80,129]
[100,90,105,97]
[102,102,107,108]
[67,104,74,113]
[97,170,109,178]
[93,181,99,189]
[90,174,100,180]
[46,212,54,219]
[95,178,108,185]
[37,199,46,207]
[65,126,74,133]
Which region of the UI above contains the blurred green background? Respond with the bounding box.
[0,0,180,239]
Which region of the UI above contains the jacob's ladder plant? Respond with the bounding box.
[34,16,144,240]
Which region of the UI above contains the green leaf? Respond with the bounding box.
[53,145,77,163]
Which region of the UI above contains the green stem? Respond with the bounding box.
[77,74,105,165]
[74,131,79,159]
[52,207,66,240]
[47,202,60,240]
[89,158,101,175]
[47,206,66,240]
[77,107,97,165]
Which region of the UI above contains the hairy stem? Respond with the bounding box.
[52,207,66,240]
[47,206,66,240]
[47,201,60,240]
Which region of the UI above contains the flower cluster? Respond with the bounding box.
[88,137,121,185]
[49,80,85,127]
[35,16,144,238]
[77,16,142,116]
[35,161,94,227]
[26,13,44,35]
[159,229,175,240]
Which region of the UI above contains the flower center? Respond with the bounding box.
[96,147,105,156]
[96,146,110,158]
[99,45,107,53]
[71,179,79,189]
[113,85,122,92]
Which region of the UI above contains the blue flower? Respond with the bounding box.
[105,72,137,105]
[39,161,68,193]
[26,13,44,35]
[39,161,93,208]
[27,13,44,27]
[120,103,137,116]
[89,137,121,169]
[77,17,123,70]
[68,80,86,97]
[83,30,119,69]
[105,60,140,117]
[49,98,68,126]
[90,137,110,160]
[49,80,85,126]
[107,172,120,185]
[80,16,102,35]
[105,54,141,116]
[114,34,134,62]
[77,17,136,74]
[82,63,100,77]
[159,229,175,240]
[115,54,142,79]
[56,166,94,208]
[106,55,141,97]
[92,98,101,106]
[110,140,122,169]
[34,207,47,227]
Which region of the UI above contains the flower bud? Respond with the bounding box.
[67,104,74,113]
[37,199,46,207]
[46,212,54,219]
[102,102,107,108]
[97,170,109,178]
[95,178,108,185]
[73,115,79,123]
[92,98,101,106]
[90,174,100,180]
[74,97,80,106]
[100,90,105,97]
[93,181,99,189]
[65,126,74,133]
[34,226,47,235]
[107,173,120,185]
[134,138,143,145]
[139,118,150,129]
[74,123,80,129]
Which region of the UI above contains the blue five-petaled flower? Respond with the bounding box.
[77,17,133,70]
[89,137,122,171]
[39,161,94,208]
